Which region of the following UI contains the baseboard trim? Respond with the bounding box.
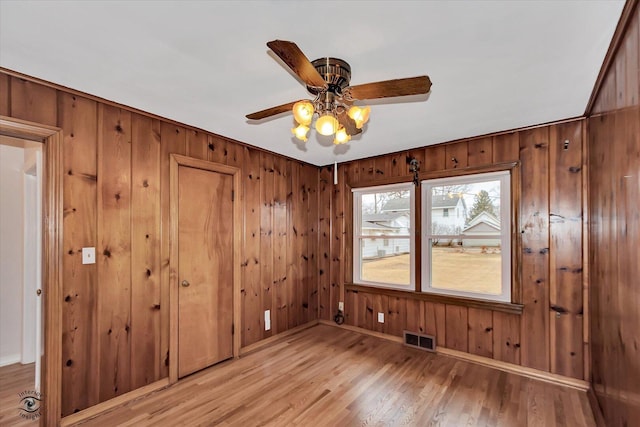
[320,320,589,391]
[60,378,170,426]
[239,319,320,356]
[587,387,607,427]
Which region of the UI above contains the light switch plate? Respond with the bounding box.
[338,301,344,311]
[378,312,385,323]
[82,247,95,265]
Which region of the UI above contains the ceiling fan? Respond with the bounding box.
[246,40,432,145]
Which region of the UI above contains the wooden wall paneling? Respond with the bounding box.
[372,155,390,179]
[424,145,445,172]
[358,158,376,182]
[207,135,227,164]
[405,299,423,334]
[467,308,493,358]
[592,70,617,115]
[130,113,162,389]
[97,104,132,401]
[304,164,319,321]
[357,292,375,331]
[259,153,274,338]
[386,296,404,337]
[58,93,99,416]
[0,73,9,116]
[388,152,407,178]
[549,121,584,379]
[159,122,186,379]
[492,132,520,163]
[444,141,468,169]
[331,164,345,319]
[318,166,332,320]
[408,148,426,178]
[242,147,262,347]
[343,163,354,286]
[10,77,58,126]
[492,311,521,364]
[344,289,357,326]
[346,160,360,185]
[519,126,550,371]
[424,302,438,338]
[273,157,289,333]
[287,161,301,329]
[467,137,493,167]
[433,302,446,346]
[444,305,468,352]
[223,139,243,168]
[622,12,639,107]
[186,129,208,161]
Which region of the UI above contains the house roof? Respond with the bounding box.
[432,194,465,209]
[463,211,501,232]
[0,2,624,166]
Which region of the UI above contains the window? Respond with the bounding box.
[443,208,449,217]
[353,183,414,289]
[422,170,511,302]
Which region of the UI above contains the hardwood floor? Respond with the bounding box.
[63,325,595,426]
[0,362,36,426]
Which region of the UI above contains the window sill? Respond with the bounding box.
[345,283,523,315]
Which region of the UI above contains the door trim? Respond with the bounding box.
[0,115,64,427]
[168,154,242,384]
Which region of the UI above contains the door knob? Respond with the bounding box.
[36,289,42,296]
[181,280,190,287]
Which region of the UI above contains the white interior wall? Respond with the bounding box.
[0,144,25,366]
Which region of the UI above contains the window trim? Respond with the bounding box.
[421,170,512,302]
[352,182,415,291]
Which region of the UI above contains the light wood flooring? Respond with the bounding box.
[0,362,37,426]
[1,325,597,426]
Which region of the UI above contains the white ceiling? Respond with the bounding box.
[0,1,624,166]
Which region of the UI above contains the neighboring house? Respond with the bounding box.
[462,211,501,247]
[431,194,467,234]
[360,212,410,258]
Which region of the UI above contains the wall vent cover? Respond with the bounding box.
[403,330,436,352]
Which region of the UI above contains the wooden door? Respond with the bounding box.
[177,164,234,378]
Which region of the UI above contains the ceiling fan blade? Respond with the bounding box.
[267,40,328,89]
[246,100,302,120]
[348,76,432,100]
[336,110,362,136]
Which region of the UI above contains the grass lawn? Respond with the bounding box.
[362,247,501,294]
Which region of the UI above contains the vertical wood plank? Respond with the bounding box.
[467,308,493,358]
[467,137,493,167]
[287,161,301,329]
[492,132,520,163]
[130,113,161,389]
[492,311,521,364]
[433,302,446,345]
[10,77,57,126]
[0,73,9,116]
[373,294,389,334]
[306,166,319,320]
[519,126,550,371]
[260,153,274,338]
[405,299,423,334]
[273,157,289,333]
[58,93,99,416]
[318,166,332,320]
[623,14,639,106]
[159,122,186,378]
[445,305,468,352]
[424,145,446,172]
[331,164,345,319]
[386,296,404,337]
[445,141,468,169]
[97,104,132,400]
[186,129,208,161]
[549,121,584,379]
[207,136,227,164]
[242,147,262,347]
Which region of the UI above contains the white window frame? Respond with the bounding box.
[421,170,511,302]
[353,182,415,290]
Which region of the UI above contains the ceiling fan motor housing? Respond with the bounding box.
[308,57,351,96]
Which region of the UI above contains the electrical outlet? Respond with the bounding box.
[378,312,384,323]
[338,301,344,311]
[264,310,271,331]
[82,247,95,265]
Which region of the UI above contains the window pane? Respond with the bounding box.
[360,190,410,235]
[360,238,410,286]
[430,180,501,236]
[430,239,502,295]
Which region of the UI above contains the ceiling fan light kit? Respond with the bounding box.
[247,40,432,147]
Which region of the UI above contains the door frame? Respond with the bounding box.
[0,115,63,426]
[168,154,242,384]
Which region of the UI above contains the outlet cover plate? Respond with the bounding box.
[82,247,95,264]
[378,312,384,323]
